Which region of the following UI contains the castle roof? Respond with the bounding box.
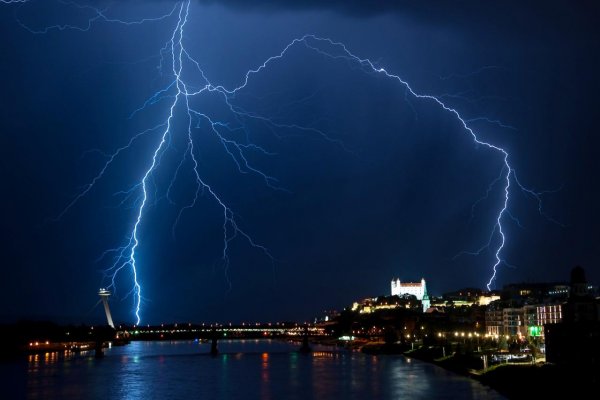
[399,282,422,287]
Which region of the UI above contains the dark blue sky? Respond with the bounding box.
[1,0,598,324]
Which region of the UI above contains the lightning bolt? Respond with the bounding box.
[274,34,537,291]
[88,2,279,324]
[14,1,559,322]
[23,1,285,324]
[14,1,179,34]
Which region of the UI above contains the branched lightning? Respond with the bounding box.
[90,2,279,324]
[14,1,179,34]
[465,117,517,131]
[284,35,518,290]
[17,1,561,322]
[35,1,285,323]
[209,33,560,291]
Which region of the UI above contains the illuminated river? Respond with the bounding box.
[7,340,504,399]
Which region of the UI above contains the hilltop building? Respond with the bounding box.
[391,278,430,312]
[435,288,501,307]
[351,294,421,314]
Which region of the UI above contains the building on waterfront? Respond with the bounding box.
[535,304,563,326]
[545,266,600,366]
[503,307,526,336]
[391,278,429,312]
[485,265,600,341]
[485,306,504,336]
[485,302,563,337]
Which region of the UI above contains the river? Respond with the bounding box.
[4,340,505,399]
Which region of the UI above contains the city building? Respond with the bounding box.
[485,265,600,343]
[485,301,563,337]
[501,282,571,303]
[536,304,563,326]
[485,306,503,336]
[503,307,527,336]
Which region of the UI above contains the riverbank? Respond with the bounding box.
[403,346,599,398]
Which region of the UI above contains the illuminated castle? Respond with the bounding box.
[391,277,430,312]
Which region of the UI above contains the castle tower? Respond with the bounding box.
[98,288,115,328]
[421,279,431,312]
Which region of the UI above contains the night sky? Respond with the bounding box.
[0,1,598,325]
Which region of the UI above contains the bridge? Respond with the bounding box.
[117,322,326,341]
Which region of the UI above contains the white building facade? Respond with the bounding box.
[391,278,427,299]
[391,278,430,312]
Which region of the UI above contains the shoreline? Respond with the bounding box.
[399,346,599,398]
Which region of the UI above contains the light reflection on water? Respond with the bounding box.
[7,340,505,399]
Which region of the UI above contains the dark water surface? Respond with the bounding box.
[4,340,504,399]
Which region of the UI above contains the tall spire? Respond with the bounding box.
[98,288,115,328]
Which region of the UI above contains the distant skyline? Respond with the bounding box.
[1,1,598,324]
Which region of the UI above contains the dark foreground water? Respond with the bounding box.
[4,340,504,399]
